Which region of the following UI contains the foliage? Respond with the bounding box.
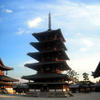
[82,72,89,81]
[66,70,79,83]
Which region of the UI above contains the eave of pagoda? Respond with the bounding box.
[30,39,67,52]
[93,62,100,78]
[0,75,19,82]
[33,29,66,42]
[0,65,13,71]
[25,61,71,71]
[22,73,71,81]
[0,58,13,71]
[27,49,69,61]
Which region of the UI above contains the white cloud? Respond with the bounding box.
[27,17,42,28]
[82,39,94,47]
[80,48,89,52]
[68,36,95,52]
[80,38,94,52]
[17,28,24,35]
[16,28,35,35]
[5,9,13,13]
[18,59,38,68]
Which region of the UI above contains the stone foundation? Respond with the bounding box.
[26,91,73,97]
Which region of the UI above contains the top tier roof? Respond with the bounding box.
[33,29,66,42]
[93,62,100,78]
[0,58,13,71]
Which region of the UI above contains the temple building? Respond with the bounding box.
[0,58,18,94]
[22,14,72,97]
[93,62,100,78]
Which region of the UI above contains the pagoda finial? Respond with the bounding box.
[48,12,51,31]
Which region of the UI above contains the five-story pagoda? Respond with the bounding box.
[22,14,72,96]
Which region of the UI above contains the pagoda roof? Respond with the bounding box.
[30,39,67,52]
[22,73,71,81]
[25,61,71,71]
[0,58,13,71]
[33,29,66,42]
[28,49,69,61]
[93,62,100,78]
[0,65,13,71]
[0,75,19,82]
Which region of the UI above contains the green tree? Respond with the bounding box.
[82,72,89,81]
[66,70,79,83]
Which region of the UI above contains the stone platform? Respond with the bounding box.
[26,91,72,97]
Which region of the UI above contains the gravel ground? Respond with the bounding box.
[0,92,100,100]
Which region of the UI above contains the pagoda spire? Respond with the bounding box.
[48,12,51,31]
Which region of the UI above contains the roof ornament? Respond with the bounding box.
[48,12,51,31]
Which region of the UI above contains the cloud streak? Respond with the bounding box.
[82,39,94,47]
[80,38,94,52]
[18,59,38,68]
[5,9,13,13]
[17,28,24,35]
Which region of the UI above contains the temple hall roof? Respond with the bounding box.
[93,62,100,78]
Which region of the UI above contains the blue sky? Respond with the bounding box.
[0,0,100,82]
